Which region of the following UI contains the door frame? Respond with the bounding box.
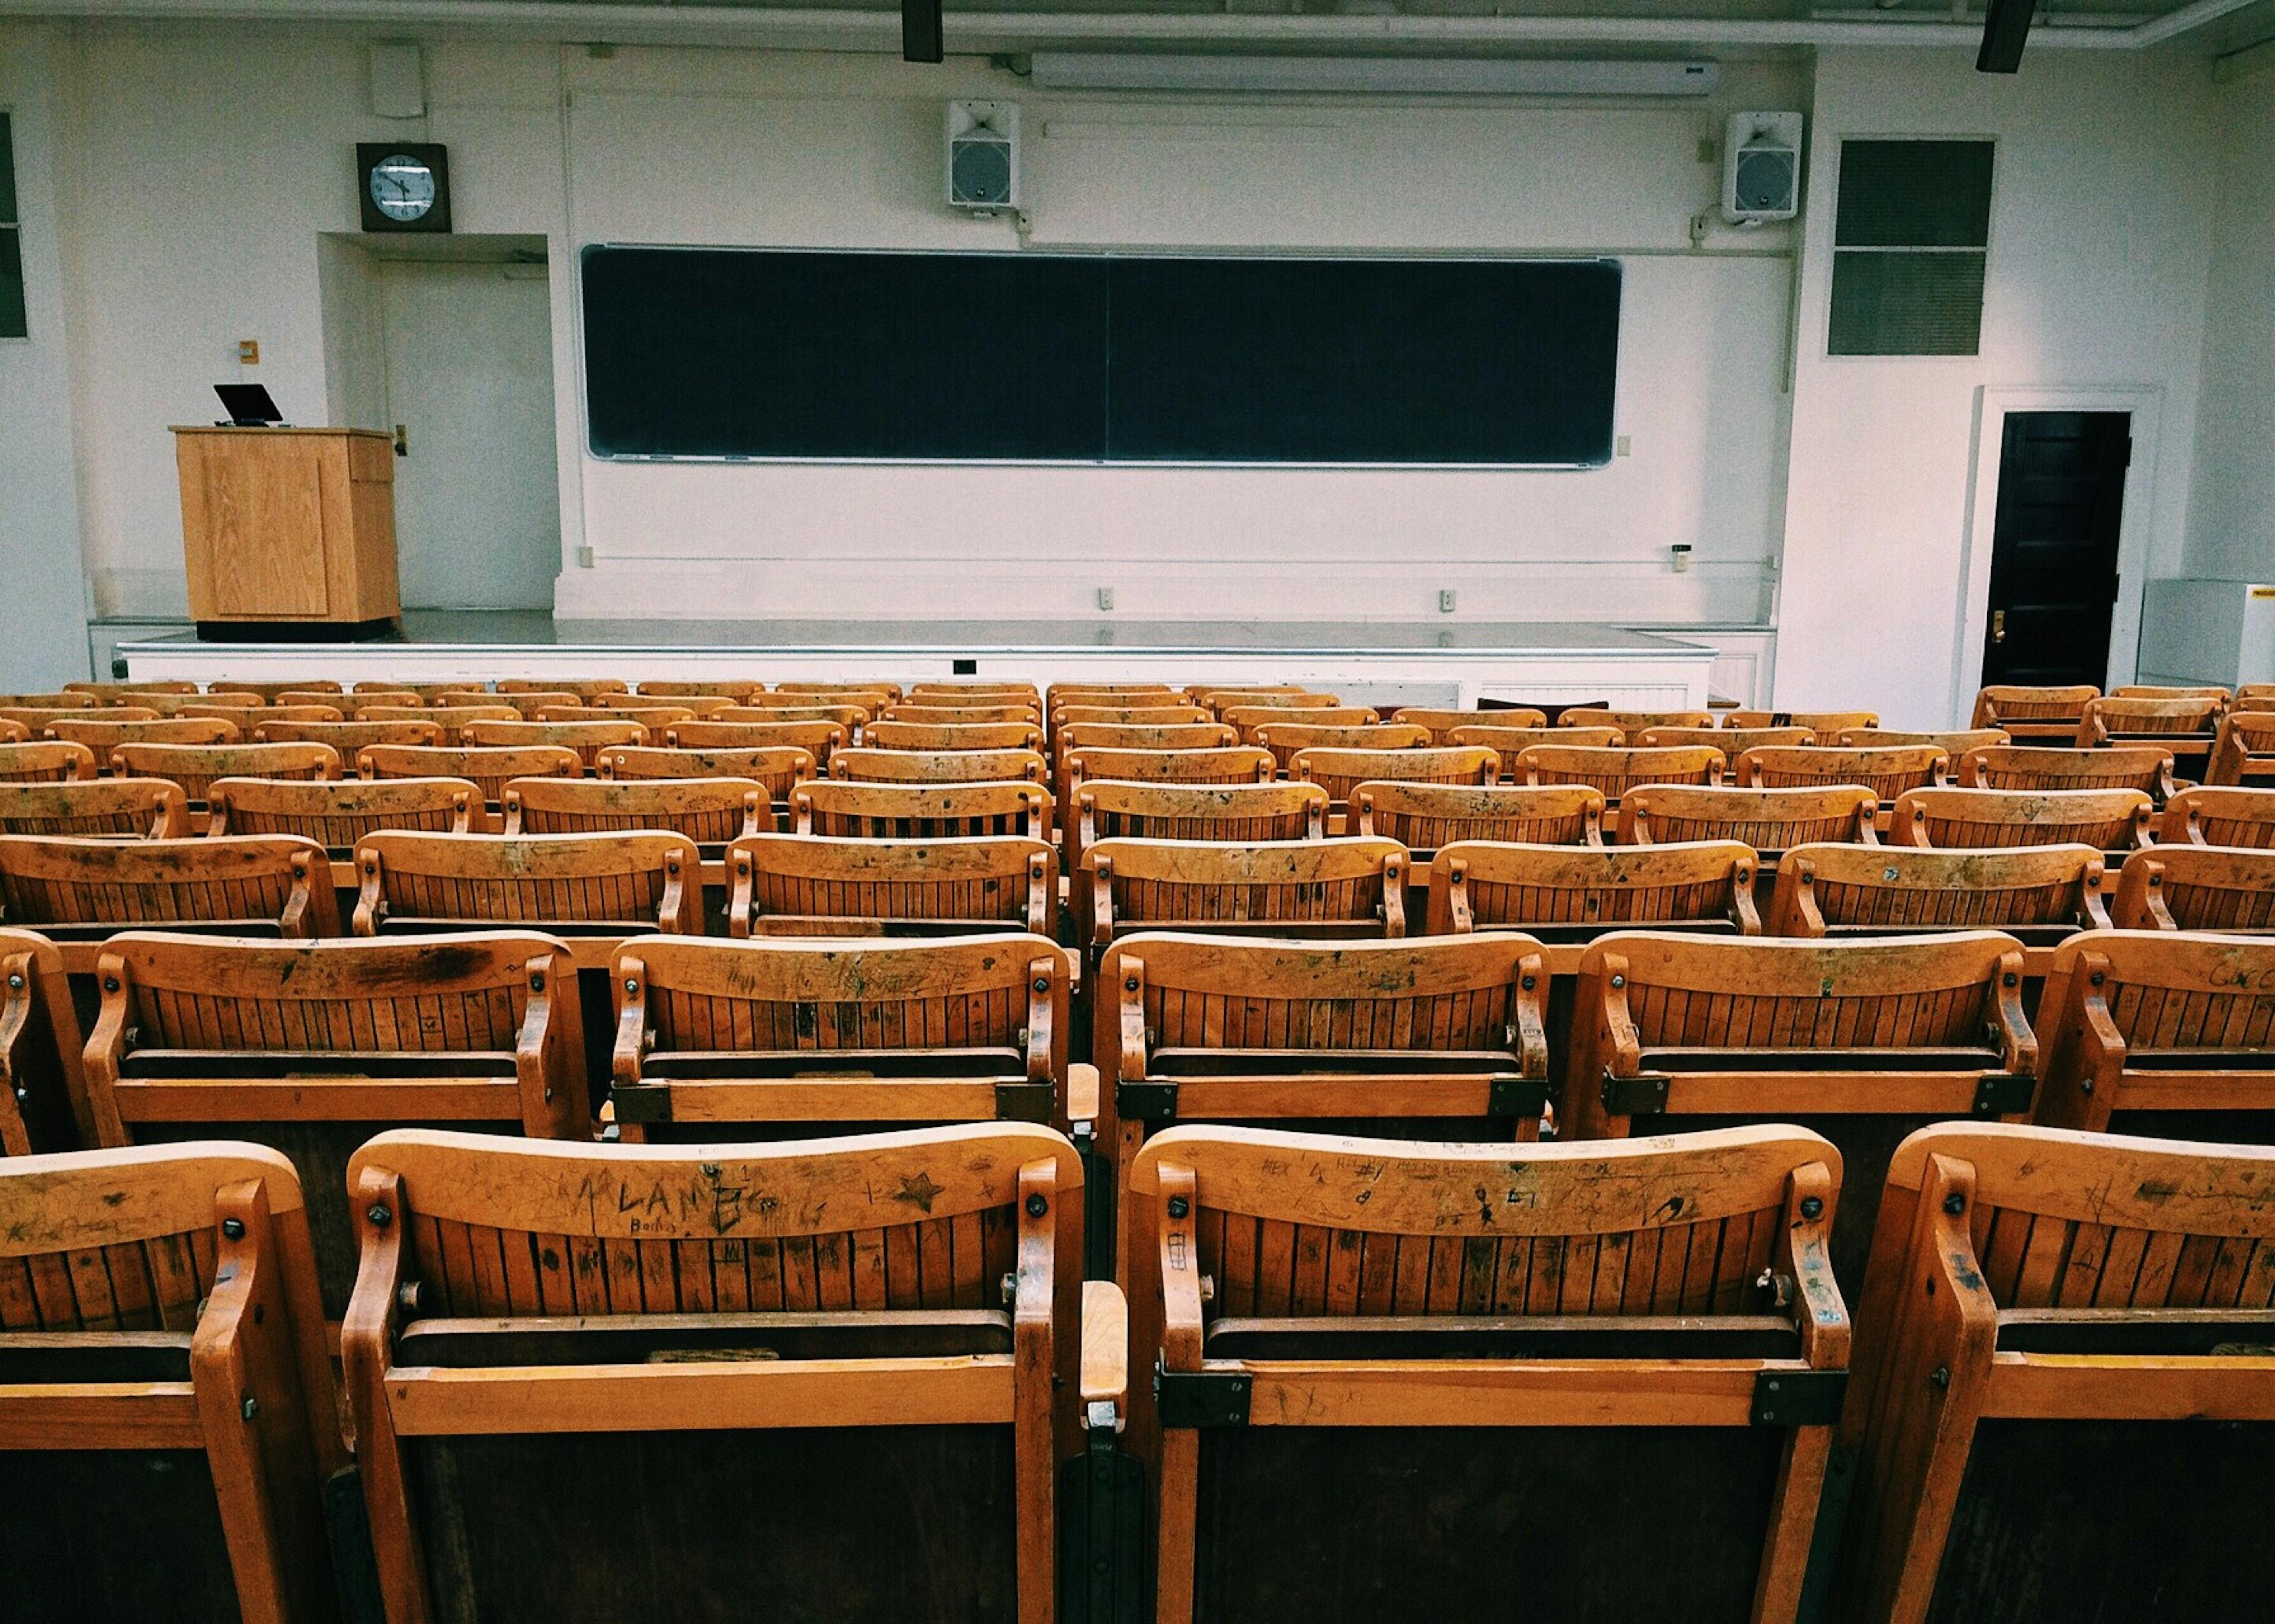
[1951,384,2162,723]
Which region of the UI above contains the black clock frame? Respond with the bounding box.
[356,142,452,235]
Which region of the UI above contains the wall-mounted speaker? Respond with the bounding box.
[947,101,1020,213]
[1722,111,1804,226]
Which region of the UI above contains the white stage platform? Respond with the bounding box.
[121,614,1717,707]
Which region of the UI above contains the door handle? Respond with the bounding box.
[393,423,409,457]
[1991,609,2006,643]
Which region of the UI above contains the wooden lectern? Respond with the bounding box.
[172,426,401,639]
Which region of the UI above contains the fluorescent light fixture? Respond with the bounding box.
[1026,54,1722,96]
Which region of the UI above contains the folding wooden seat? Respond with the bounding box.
[592,692,739,719]
[1427,839,1760,939]
[354,830,703,937]
[1558,707,1716,734]
[537,702,694,732]
[884,703,1043,728]
[1837,725,2010,753]
[0,1141,344,1621]
[1972,682,2098,742]
[342,1124,1081,1622]
[1223,703,1376,741]
[1195,688,1337,716]
[357,702,518,745]
[1514,743,1724,801]
[361,743,581,808]
[2205,709,2275,786]
[637,678,769,702]
[1187,682,1310,704]
[1355,781,1604,853]
[907,681,1039,701]
[207,776,476,848]
[130,691,267,717]
[0,778,188,839]
[730,833,1055,937]
[351,679,463,698]
[1126,1123,1848,1624]
[0,740,97,784]
[1620,783,1879,855]
[1839,1123,2275,1624]
[181,702,341,732]
[831,746,1047,785]
[2162,784,2275,846]
[773,678,905,700]
[1050,681,1176,703]
[794,779,1052,840]
[1293,744,1501,811]
[1251,721,1423,778]
[2078,695,2223,770]
[63,678,200,698]
[667,718,847,766]
[1,704,147,734]
[1958,742,2176,800]
[0,835,337,940]
[0,720,24,744]
[2236,682,2275,711]
[1892,785,2154,850]
[607,935,1074,1138]
[1076,781,1326,858]
[2113,683,2231,701]
[714,702,873,734]
[1451,723,1623,770]
[462,717,646,771]
[226,679,342,701]
[1053,721,1237,821]
[81,930,588,1311]
[496,676,629,697]
[0,691,92,708]
[1064,747,1273,801]
[437,689,577,718]
[283,689,421,716]
[867,718,1044,753]
[1082,837,1409,959]
[49,716,238,754]
[2110,846,2275,933]
[1722,707,1880,739]
[504,774,773,844]
[256,718,441,755]
[1391,705,1547,743]
[0,926,86,1153]
[1739,744,1949,800]
[600,743,817,801]
[738,688,890,711]
[1566,929,2034,1286]
[112,741,342,805]
[1050,704,1209,731]
[1770,843,2108,944]
[1643,724,1815,753]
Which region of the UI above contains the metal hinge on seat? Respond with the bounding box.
[608,1083,672,1124]
[1601,1070,1672,1116]
[1155,1362,1251,1429]
[1117,1080,1180,1122]
[1752,1368,1847,1427]
[1973,1071,2035,1116]
[994,1080,1055,1123]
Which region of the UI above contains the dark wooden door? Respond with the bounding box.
[1981,411,2131,686]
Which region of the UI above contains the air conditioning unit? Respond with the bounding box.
[1722,111,1804,226]
[947,101,1020,214]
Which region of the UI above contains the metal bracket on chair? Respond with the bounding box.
[1155,1362,1251,1429]
[994,1080,1056,1124]
[1117,1080,1180,1122]
[1752,1368,1847,1427]
[1973,1071,2035,1116]
[1600,1070,1673,1116]
[608,1083,672,1124]
[1487,1078,1552,1119]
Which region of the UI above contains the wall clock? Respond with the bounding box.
[357,143,451,234]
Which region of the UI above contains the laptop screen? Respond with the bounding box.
[213,383,283,425]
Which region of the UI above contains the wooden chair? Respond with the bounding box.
[1189,683,1318,709]
[1892,786,2154,851]
[0,835,337,941]
[214,680,338,701]
[181,702,342,731]
[256,718,441,755]
[342,1124,1081,1623]
[505,775,772,843]
[1082,837,1409,958]
[0,691,95,708]
[867,719,1044,753]
[0,1141,342,1622]
[2110,846,2275,933]
[1355,781,1604,853]
[1065,745,1273,792]
[1053,722,1238,824]
[1451,724,1623,771]
[462,718,646,771]
[2161,784,2275,847]
[207,776,476,848]
[882,703,1042,728]
[1427,840,1760,939]
[637,679,768,702]
[1722,708,1880,739]
[1049,705,1209,731]
[773,678,904,701]
[355,831,702,938]
[1958,743,2176,800]
[593,692,738,719]
[111,741,342,805]
[438,689,578,719]
[360,743,581,808]
[1770,844,2108,944]
[1076,781,1326,855]
[608,935,1074,1139]
[279,689,420,717]
[129,691,268,717]
[1738,744,1949,800]
[48,716,238,754]
[1972,683,2098,742]
[0,778,188,839]
[63,679,200,698]
[831,747,1047,785]
[794,779,1051,840]
[1097,932,1552,1272]
[729,834,1055,937]
[2205,710,2275,787]
[717,702,876,736]
[537,702,694,731]
[496,676,629,698]
[907,682,1039,702]
[1223,704,1375,740]
[2113,683,2231,701]
[1839,1123,2275,1624]
[1252,722,1425,777]
[349,681,462,699]
[1620,784,1879,853]
[667,718,847,766]
[1838,726,2011,754]
[1643,724,1815,754]
[1565,929,2034,1288]
[0,926,86,1153]
[1514,744,1724,801]
[1126,1123,1849,1624]
[1294,745,1499,809]
[0,719,24,744]
[1049,681,1176,704]
[0,740,97,784]
[81,930,588,1312]
[2077,695,2223,768]
[1,705,145,734]
[1392,705,1546,743]
[358,703,520,745]
[1558,707,1716,734]
[600,744,816,801]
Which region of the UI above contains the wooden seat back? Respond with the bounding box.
[715,702,875,735]
[732,834,1055,936]
[1127,1123,1847,1624]
[257,718,442,753]
[1892,786,2154,850]
[1355,781,1604,851]
[1195,688,1337,717]
[1838,726,2010,753]
[2078,694,2223,752]
[1,705,145,734]
[0,778,187,839]
[284,689,423,717]
[666,719,847,765]
[1050,705,1209,731]
[1738,744,1949,799]
[610,935,1073,1137]
[1722,708,1880,739]
[881,702,1042,727]
[1972,683,2098,742]
[1450,724,1622,769]
[2206,710,2275,786]
[592,693,738,718]
[357,703,520,745]
[2111,845,2275,933]
[0,926,86,1153]
[1558,707,1715,734]
[0,834,337,939]
[1075,784,1327,875]
[830,747,1047,784]
[1065,746,1274,797]
[504,775,773,844]
[866,719,1044,753]
[0,740,97,784]
[1771,843,2107,942]
[2161,784,2275,848]
[1252,722,1425,776]
[437,689,576,718]
[0,691,96,708]
[536,702,694,731]
[599,744,816,800]
[207,776,476,847]
[1083,836,1410,951]
[1515,744,1724,801]
[1428,840,1760,939]
[1642,725,1814,753]
[1294,745,1499,807]
[2113,683,2230,701]
[772,678,904,701]
[1056,722,1232,757]
[111,740,342,804]
[360,743,581,807]
[1391,706,1547,743]
[127,691,267,717]
[226,680,341,699]
[1620,784,1879,852]
[1841,1124,2275,1624]
[355,830,702,936]
[637,679,768,702]
[1958,743,2175,800]
[496,677,629,698]
[793,779,1052,841]
[64,680,201,698]
[462,718,646,771]
[342,1124,1080,1624]
[348,681,460,699]
[1223,704,1376,740]
[0,720,23,744]
[0,1142,342,1620]
[907,682,1039,702]
[181,702,342,731]
[48,716,238,753]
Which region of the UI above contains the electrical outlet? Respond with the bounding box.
[1097,587,1115,611]
[576,545,595,569]
[1438,589,1457,614]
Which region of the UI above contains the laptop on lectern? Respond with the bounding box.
[213,383,286,427]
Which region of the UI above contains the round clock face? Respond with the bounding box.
[369,154,437,222]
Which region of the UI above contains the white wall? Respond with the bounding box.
[1777,48,2218,727]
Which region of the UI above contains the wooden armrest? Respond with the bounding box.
[1082,1280,1129,1416]
[1067,1061,1101,1125]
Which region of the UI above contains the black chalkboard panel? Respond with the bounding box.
[581,246,1620,466]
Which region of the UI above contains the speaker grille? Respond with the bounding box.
[951,138,1012,207]
[1829,139,1994,356]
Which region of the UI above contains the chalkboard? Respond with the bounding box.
[581,247,1620,466]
